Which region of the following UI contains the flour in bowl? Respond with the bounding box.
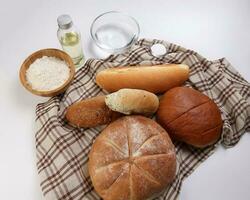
[26,56,70,91]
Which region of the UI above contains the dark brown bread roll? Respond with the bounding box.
[157,87,223,148]
[65,96,121,128]
[88,116,176,200]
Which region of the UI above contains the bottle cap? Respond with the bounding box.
[57,14,73,29]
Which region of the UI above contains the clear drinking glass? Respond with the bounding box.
[90,11,140,54]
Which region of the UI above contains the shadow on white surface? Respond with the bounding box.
[11,80,39,107]
[11,78,49,107]
[180,133,250,200]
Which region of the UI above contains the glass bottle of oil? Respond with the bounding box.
[57,14,84,68]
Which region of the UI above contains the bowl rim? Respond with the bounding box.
[19,48,75,97]
[90,11,140,52]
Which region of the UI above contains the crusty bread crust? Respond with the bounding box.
[105,89,159,115]
[157,87,223,147]
[65,96,121,128]
[95,64,189,94]
[88,116,176,200]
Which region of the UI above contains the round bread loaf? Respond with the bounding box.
[157,87,223,148]
[88,116,176,200]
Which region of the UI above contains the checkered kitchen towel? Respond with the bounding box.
[35,39,250,200]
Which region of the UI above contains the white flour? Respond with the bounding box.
[26,56,70,91]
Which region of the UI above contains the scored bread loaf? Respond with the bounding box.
[65,96,121,128]
[157,87,223,147]
[88,116,176,200]
[105,89,159,115]
[95,64,189,94]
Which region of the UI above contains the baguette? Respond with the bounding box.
[95,64,189,94]
[105,89,159,115]
[65,96,121,128]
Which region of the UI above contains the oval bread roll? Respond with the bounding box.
[88,116,176,200]
[95,64,189,94]
[105,89,159,115]
[65,96,121,128]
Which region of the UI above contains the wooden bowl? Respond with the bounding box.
[19,48,75,97]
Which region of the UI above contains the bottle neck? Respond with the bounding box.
[58,24,80,33]
[58,21,73,29]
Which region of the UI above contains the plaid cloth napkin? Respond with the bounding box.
[35,39,250,200]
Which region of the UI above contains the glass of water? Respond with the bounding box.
[90,11,140,54]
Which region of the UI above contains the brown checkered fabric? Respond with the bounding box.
[35,39,250,200]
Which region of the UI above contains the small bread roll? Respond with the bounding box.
[95,64,189,94]
[65,96,121,128]
[105,89,159,115]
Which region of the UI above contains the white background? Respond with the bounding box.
[0,0,249,199]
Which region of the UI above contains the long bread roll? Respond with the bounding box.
[66,96,121,128]
[95,64,189,94]
[105,89,159,115]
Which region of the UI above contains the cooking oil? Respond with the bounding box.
[57,15,84,68]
